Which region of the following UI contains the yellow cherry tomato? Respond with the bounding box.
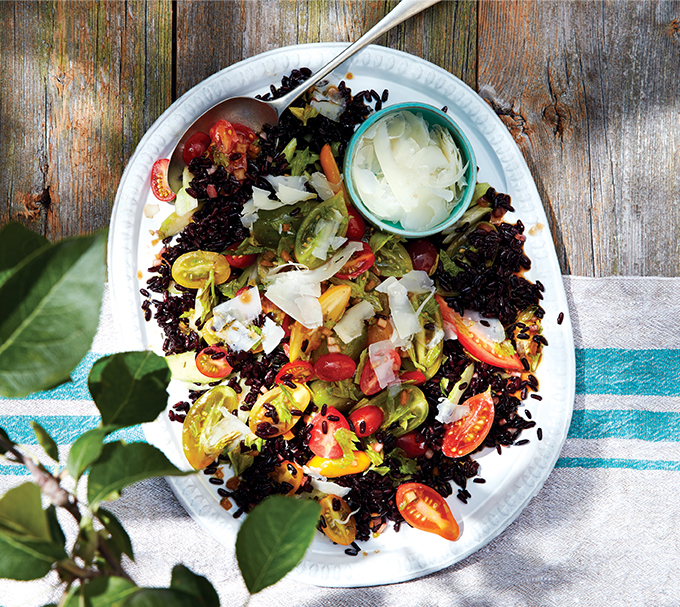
[319,494,357,546]
[248,383,312,438]
[268,460,304,496]
[171,250,231,289]
[307,451,371,478]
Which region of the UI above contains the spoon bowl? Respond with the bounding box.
[167,0,441,193]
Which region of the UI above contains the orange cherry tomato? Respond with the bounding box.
[307,451,371,478]
[319,494,357,546]
[396,482,460,541]
[150,158,176,202]
[195,346,233,379]
[435,295,524,372]
[268,460,304,496]
[441,389,495,458]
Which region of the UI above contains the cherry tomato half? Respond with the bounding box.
[399,370,427,385]
[224,242,258,269]
[209,119,239,154]
[359,347,401,396]
[396,482,459,541]
[442,389,495,458]
[394,431,428,458]
[275,361,315,385]
[346,206,367,240]
[171,250,231,289]
[435,295,524,372]
[308,406,350,459]
[313,353,356,383]
[407,239,439,275]
[182,132,211,166]
[349,405,384,438]
[335,242,375,280]
[233,123,257,143]
[150,158,176,202]
[195,346,233,379]
[319,494,357,546]
[268,460,304,496]
[307,451,371,477]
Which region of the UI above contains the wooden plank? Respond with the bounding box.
[478,0,680,277]
[0,0,172,240]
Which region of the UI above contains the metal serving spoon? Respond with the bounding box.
[168,0,442,191]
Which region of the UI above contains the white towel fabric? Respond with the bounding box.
[1,276,679,606]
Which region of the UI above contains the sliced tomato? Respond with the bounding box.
[150,158,176,202]
[307,451,371,477]
[308,406,350,459]
[346,206,367,240]
[442,389,495,458]
[394,431,428,458]
[313,353,356,382]
[359,347,401,396]
[209,119,239,154]
[435,295,524,372]
[233,123,257,143]
[182,132,211,166]
[224,242,258,269]
[319,494,357,546]
[268,460,304,496]
[396,482,459,541]
[349,405,384,438]
[275,361,315,385]
[171,250,231,289]
[195,346,233,379]
[399,370,427,385]
[335,242,375,280]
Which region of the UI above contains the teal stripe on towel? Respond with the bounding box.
[576,348,680,396]
[2,418,145,445]
[556,457,680,471]
[567,409,680,442]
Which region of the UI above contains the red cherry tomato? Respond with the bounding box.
[335,242,375,280]
[359,348,401,396]
[313,353,356,383]
[233,123,257,142]
[224,242,258,269]
[275,361,315,385]
[442,389,495,458]
[308,406,350,459]
[195,346,233,379]
[182,132,211,166]
[150,159,176,202]
[209,119,239,154]
[395,431,428,458]
[349,405,384,438]
[346,206,367,240]
[396,482,459,541]
[407,240,439,275]
[399,370,427,385]
[435,295,524,372]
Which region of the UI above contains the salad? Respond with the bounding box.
[142,68,546,554]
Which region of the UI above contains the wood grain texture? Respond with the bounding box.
[478,0,680,276]
[0,0,172,239]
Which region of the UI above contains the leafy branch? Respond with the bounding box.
[0,223,320,605]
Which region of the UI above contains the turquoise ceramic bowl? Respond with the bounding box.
[343,102,477,238]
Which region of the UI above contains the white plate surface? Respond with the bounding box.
[108,43,575,587]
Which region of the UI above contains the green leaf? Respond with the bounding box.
[122,589,198,607]
[0,482,51,541]
[0,222,49,288]
[87,442,192,511]
[45,505,66,547]
[169,565,219,607]
[0,532,66,580]
[0,231,106,398]
[98,508,134,562]
[74,517,98,564]
[0,426,15,455]
[61,576,138,607]
[88,351,171,429]
[235,495,320,594]
[31,421,60,462]
[67,426,107,481]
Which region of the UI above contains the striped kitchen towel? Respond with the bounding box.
[1,276,678,606]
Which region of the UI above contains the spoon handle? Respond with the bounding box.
[268,0,442,115]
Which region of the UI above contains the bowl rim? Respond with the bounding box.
[343,101,477,238]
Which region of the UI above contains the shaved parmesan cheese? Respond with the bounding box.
[310,210,345,260]
[309,84,347,122]
[375,277,420,341]
[334,300,375,344]
[302,465,351,498]
[200,407,255,453]
[264,242,364,329]
[463,310,506,343]
[435,397,470,425]
[211,286,262,331]
[212,319,260,352]
[351,110,468,231]
[368,340,399,389]
[309,171,338,200]
[261,317,285,354]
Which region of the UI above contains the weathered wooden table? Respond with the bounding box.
[1,1,678,276]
